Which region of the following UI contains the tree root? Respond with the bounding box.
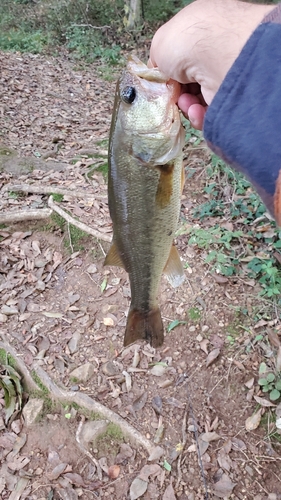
[0,340,157,456]
[2,183,95,201]
[48,195,112,242]
[0,208,52,224]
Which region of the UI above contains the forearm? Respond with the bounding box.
[204,3,281,223]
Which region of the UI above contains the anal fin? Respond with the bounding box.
[164,245,185,288]
[104,241,125,269]
[124,307,164,348]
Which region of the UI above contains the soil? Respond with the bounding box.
[0,50,281,500]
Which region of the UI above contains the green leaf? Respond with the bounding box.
[259,362,267,375]
[267,373,275,383]
[254,335,263,342]
[269,389,280,401]
[65,413,71,419]
[163,460,171,472]
[167,320,187,332]
[258,378,268,386]
[275,380,281,391]
[100,278,107,293]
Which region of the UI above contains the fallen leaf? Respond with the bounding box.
[206,348,220,367]
[276,346,281,372]
[244,377,254,389]
[268,331,281,348]
[254,395,276,407]
[47,462,68,480]
[103,317,114,326]
[130,477,147,500]
[7,455,30,471]
[213,473,236,498]
[212,274,229,284]
[138,464,161,482]
[151,395,162,415]
[201,432,220,443]
[147,446,164,461]
[150,364,167,376]
[132,392,148,412]
[116,443,134,464]
[199,339,209,355]
[163,483,177,500]
[245,408,263,431]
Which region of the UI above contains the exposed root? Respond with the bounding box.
[2,183,95,201]
[0,208,52,224]
[48,195,112,242]
[0,340,157,456]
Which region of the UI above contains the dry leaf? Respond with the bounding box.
[199,339,209,355]
[201,431,220,443]
[213,473,236,498]
[206,348,220,367]
[268,331,281,348]
[7,455,30,471]
[254,395,276,407]
[138,464,161,482]
[245,408,263,431]
[150,364,167,376]
[244,377,254,389]
[103,317,114,326]
[130,477,148,500]
[276,345,281,372]
[132,392,148,412]
[163,483,177,500]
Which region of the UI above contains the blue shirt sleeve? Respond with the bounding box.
[203,4,281,225]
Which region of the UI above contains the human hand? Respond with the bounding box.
[149,0,274,130]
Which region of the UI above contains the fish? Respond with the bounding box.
[104,55,185,348]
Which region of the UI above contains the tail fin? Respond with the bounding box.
[124,307,164,348]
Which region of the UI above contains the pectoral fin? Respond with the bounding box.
[164,245,185,288]
[104,241,125,269]
[181,164,185,193]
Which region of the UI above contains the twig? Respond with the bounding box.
[67,222,74,253]
[176,405,188,488]
[185,377,210,500]
[48,195,112,243]
[70,23,110,29]
[0,208,52,224]
[76,415,102,480]
[2,183,95,201]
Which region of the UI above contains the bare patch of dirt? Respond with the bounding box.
[0,50,280,500]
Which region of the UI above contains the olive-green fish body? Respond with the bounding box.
[105,56,185,347]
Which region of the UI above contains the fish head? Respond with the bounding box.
[115,55,185,165]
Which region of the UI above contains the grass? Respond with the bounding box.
[96,423,124,457]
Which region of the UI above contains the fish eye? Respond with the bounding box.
[121,86,136,104]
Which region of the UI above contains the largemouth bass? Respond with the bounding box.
[104,55,185,347]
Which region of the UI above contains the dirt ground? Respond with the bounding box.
[0,50,281,500]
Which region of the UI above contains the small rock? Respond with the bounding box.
[36,280,45,291]
[268,494,277,500]
[69,362,95,382]
[189,326,196,332]
[70,385,79,391]
[0,313,7,322]
[102,360,120,376]
[22,398,44,426]
[68,332,81,354]
[80,420,109,447]
[87,264,97,274]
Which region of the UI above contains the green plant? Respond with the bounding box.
[188,307,201,322]
[258,362,281,401]
[247,258,281,299]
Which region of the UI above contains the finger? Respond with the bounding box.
[147,58,154,69]
[178,93,201,114]
[188,104,206,131]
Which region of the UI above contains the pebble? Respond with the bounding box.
[189,326,196,332]
[102,360,121,376]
